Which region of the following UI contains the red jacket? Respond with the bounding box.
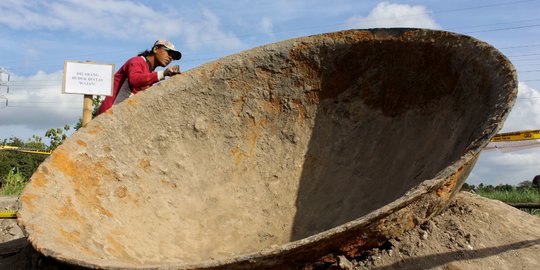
[98,56,159,115]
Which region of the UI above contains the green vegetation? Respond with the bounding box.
[1,168,26,195]
[476,188,539,204]
[0,136,48,180]
[462,180,540,216]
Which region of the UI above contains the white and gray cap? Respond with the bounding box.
[154,39,182,60]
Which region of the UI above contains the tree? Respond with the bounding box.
[532,175,540,192]
[517,180,533,191]
[45,124,71,150]
[461,182,475,191]
[495,184,514,192]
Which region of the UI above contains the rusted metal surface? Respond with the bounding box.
[17,28,516,269]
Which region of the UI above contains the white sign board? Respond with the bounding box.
[63,61,114,96]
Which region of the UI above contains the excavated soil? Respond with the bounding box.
[1,191,539,269]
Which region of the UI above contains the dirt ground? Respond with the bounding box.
[0,191,539,269]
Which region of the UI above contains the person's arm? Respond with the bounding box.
[127,59,160,88]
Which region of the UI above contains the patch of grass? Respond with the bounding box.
[1,168,27,196]
[476,189,540,217]
[476,189,540,204]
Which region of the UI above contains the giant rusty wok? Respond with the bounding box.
[18,29,517,269]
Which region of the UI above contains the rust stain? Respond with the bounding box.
[20,192,38,213]
[254,67,273,80]
[103,145,112,153]
[323,29,375,43]
[437,165,466,198]
[290,42,322,93]
[139,159,151,170]
[29,169,47,188]
[230,146,246,165]
[115,185,127,198]
[127,98,138,106]
[305,90,320,104]
[292,99,307,119]
[160,179,177,189]
[106,234,135,260]
[339,235,368,257]
[227,68,252,96]
[49,149,113,218]
[54,198,102,256]
[231,110,266,165]
[56,228,100,257]
[87,125,104,135]
[51,150,77,178]
[207,62,221,77]
[254,67,276,91]
[260,97,281,117]
[76,140,87,147]
[57,197,84,223]
[244,116,265,153]
[232,97,245,116]
[57,228,76,245]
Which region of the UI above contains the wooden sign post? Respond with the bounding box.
[82,95,94,127]
[63,61,114,127]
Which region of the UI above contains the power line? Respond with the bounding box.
[515,63,540,67]
[508,53,540,57]
[447,18,540,31]
[464,24,540,34]
[500,44,540,49]
[432,0,539,14]
[4,105,81,109]
[511,58,540,62]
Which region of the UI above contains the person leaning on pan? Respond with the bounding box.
[97,39,182,115]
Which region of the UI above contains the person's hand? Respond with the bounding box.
[164,65,181,77]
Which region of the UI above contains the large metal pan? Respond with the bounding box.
[18,28,517,269]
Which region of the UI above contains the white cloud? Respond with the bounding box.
[0,1,65,30]
[0,70,82,137]
[0,0,244,50]
[468,82,540,185]
[180,8,243,50]
[499,82,540,132]
[260,17,275,38]
[346,2,440,29]
[470,147,540,185]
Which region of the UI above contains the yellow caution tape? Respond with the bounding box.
[491,129,540,142]
[0,145,52,155]
[0,210,17,219]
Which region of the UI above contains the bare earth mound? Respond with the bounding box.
[1,192,539,269]
[320,192,540,270]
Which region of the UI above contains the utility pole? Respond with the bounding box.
[0,68,9,108]
[0,68,9,94]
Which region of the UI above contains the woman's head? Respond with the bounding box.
[138,39,182,67]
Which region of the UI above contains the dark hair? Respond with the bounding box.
[138,46,157,57]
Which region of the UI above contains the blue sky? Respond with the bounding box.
[1,0,540,185]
